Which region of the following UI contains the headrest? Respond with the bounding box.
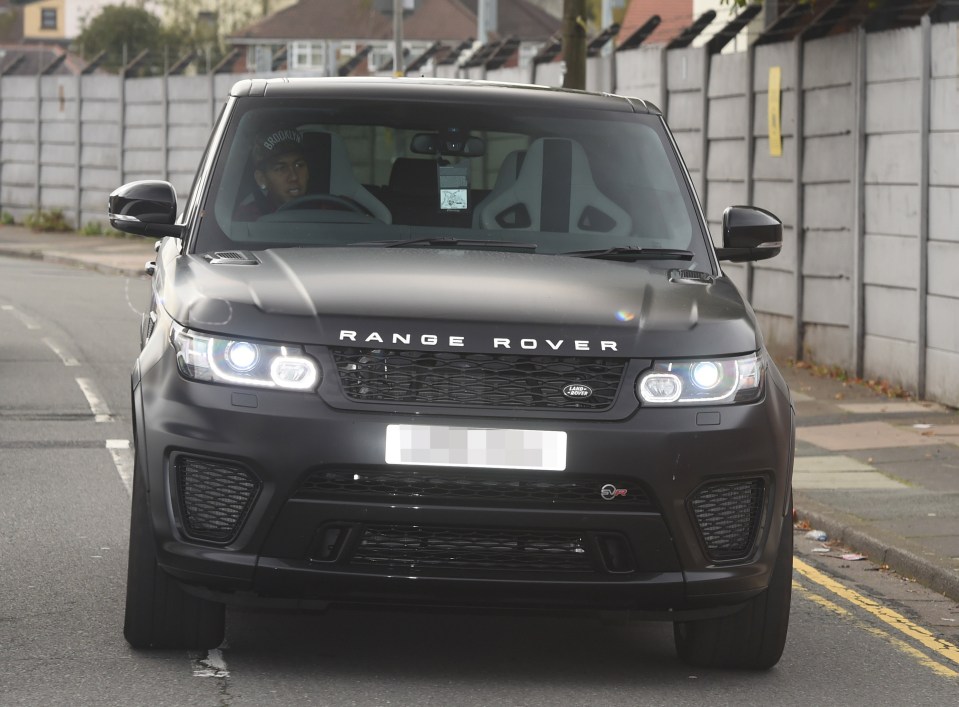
[389,158,438,197]
[302,130,392,223]
[473,138,631,236]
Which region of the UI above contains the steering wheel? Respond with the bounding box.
[277,194,373,217]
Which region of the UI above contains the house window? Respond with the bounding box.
[369,45,395,72]
[291,41,327,73]
[250,46,273,74]
[518,43,539,70]
[41,8,57,30]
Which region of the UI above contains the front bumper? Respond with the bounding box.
[133,348,794,617]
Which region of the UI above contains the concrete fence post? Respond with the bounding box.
[793,36,806,362]
[75,74,82,229]
[699,47,710,201]
[0,77,5,214]
[745,42,756,302]
[918,15,932,398]
[162,73,169,183]
[209,71,216,126]
[659,48,667,115]
[34,73,41,213]
[609,45,617,94]
[852,27,867,379]
[118,74,125,188]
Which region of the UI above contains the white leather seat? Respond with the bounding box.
[473,138,631,236]
[471,149,526,228]
[304,130,392,223]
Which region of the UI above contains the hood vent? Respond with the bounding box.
[207,251,259,265]
[669,269,713,285]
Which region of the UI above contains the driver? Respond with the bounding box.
[235,127,310,220]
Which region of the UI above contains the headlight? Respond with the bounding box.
[637,353,763,406]
[172,324,319,390]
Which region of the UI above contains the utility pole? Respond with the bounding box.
[393,0,404,76]
[477,0,497,43]
[562,0,587,90]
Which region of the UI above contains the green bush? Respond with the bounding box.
[24,208,73,232]
[1,211,14,225]
[81,221,105,236]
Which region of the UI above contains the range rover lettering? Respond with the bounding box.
[110,77,794,670]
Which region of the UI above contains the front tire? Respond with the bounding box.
[123,452,225,649]
[673,506,793,669]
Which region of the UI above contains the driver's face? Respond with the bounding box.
[256,151,309,206]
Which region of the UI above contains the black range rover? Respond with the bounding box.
[110,77,794,669]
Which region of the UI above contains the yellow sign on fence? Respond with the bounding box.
[768,66,783,157]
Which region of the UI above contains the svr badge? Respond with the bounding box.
[600,484,628,500]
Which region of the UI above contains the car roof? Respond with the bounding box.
[229,76,661,116]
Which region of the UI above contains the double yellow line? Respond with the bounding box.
[795,557,959,679]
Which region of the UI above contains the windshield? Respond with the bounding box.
[193,94,709,267]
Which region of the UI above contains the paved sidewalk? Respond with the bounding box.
[782,363,959,601]
[0,224,156,277]
[3,223,958,601]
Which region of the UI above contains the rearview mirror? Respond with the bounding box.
[715,206,782,262]
[109,180,185,239]
[410,132,485,157]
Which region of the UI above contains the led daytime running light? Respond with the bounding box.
[172,324,319,391]
[637,353,762,406]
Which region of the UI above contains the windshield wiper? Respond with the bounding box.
[562,247,695,262]
[356,237,537,251]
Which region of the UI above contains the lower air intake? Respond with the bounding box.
[296,468,653,511]
[175,456,260,543]
[690,478,765,561]
[351,524,594,573]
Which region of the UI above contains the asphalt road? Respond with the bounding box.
[1,255,957,706]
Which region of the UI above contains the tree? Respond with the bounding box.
[583,0,628,31]
[74,5,184,76]
[562,0,587,90]
[563,0,630,90]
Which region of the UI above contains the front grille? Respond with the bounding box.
[350,524,595,573]
[331,347,626,410]
[689,478,765,561]
[296,468,653,511]
[175,456,260,543]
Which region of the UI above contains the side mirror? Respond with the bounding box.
[715,206,782,262]
[109,181,185,238]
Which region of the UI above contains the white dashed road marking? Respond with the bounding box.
[43,337,80,366]
[2,304,41,330]
[106,439,133,496]
[75,377,113,422]
[124,277,145,317]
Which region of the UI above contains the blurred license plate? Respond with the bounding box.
[385,425,566,471]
